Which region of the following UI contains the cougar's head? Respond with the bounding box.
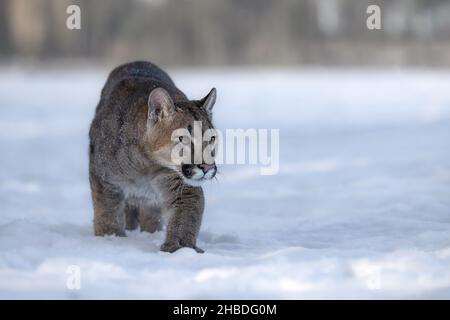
[144,87,218,186]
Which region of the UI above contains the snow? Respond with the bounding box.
[0,67,450,299]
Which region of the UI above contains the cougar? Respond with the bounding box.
[89,61,217,253]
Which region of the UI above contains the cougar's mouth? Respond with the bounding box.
[181,163,217,185]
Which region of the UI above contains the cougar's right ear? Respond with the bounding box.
[148,88,175,124]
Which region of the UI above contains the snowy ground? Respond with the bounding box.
[0,67,450,299]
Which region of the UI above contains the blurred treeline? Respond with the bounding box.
[1,0,450,67]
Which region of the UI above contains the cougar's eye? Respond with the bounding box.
[179,136,183,143]
[210,136,216,143]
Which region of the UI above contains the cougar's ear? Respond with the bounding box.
[148,88,175,123]
[199,88,216,114]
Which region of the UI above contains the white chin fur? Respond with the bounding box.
[182,167,215,187]
[191,167,205,180]
[182,177,205,187]
[184,167,206,186]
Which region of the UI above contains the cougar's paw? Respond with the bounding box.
[193,246,205,253]
[160,241,183,253]
[160,241,205,254]
[115,230,127,237]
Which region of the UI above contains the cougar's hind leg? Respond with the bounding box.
[139,205,163,233]
[125,202,139,231]
[90,174,126,237]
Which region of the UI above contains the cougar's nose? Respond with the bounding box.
[198,163,215,173]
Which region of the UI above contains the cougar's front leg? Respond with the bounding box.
[161,186,205,253]
[90,174,126,237]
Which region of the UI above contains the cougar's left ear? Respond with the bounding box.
[199,88,216,114]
